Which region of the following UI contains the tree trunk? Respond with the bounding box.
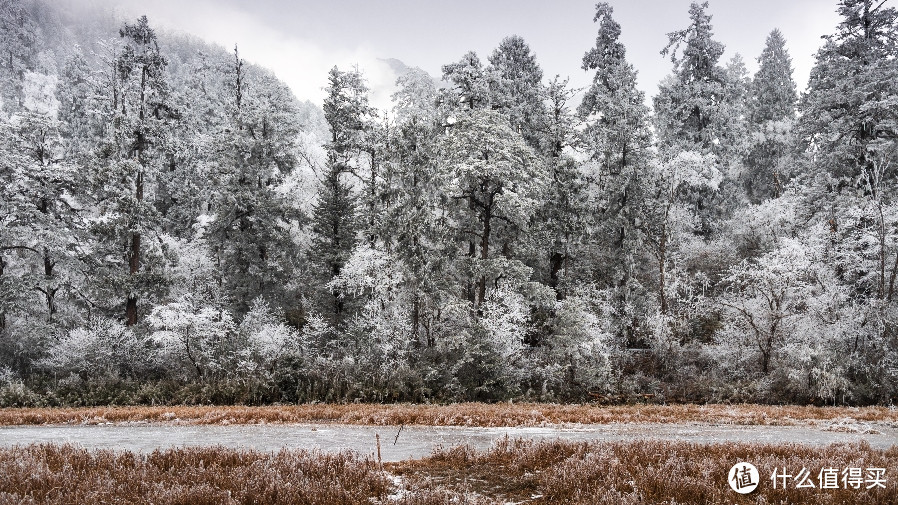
[477,205,492,308]
[658,232,668,314]
[549,251,565,301]
[877,200,886,298]
[126,170,143,326]
[43,248,56,321]
[0,255,5,330]
[887,249,898,302]
[411,292,421,341]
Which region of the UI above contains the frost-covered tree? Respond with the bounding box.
[639,151,722,314]
[0,0,37,113]
[722,238,813,375]
[799,0,898,184]
[382,79,445,344]
[743,29,797,202]
[436,109,544,310]
[88,16,177,326]
[749,29,797,125]
[0,111,83,326]
[392,67,437,125]
[580,3,651,173]
[204,48,303,315]
[309,66,370,325]
[576,3,653,342]
[653,2,738,238]
[310,162,358,324]
[530,77,583,303]
[487,35,548,152]
[441,51,490,111]
[797,0,898,305]
[654,1,728,152]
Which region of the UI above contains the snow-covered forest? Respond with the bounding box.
[0,0,896,406]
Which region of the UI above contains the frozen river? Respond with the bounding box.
[1,422,895,462]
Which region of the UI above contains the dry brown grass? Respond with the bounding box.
[0,444,389,505]
[388,439,898,504]
[1,441,895,504]
[1,403,895,427]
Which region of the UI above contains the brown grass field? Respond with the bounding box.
[0,440,895,504]
[388,439,898,504]
[1,402,896,426]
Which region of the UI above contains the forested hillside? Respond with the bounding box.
[0,0,896,406]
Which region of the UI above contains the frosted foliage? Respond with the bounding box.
[730,238,811,285]
[147,301,237,376]
[40,319,141,375]
[21,71,59,115]
[658,150,722,191]
[327,245,400,298]
[480,287,529,355]
[148,302,234,349]
[3,1,898,406]
[241,300,301,360]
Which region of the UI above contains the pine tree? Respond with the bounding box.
[487,35,548,152]
[798,0,898,183]
[653,2,736,238]
[310,162,358,323]
[577,2,653,338]
[654,1,727,152]
[797,0,898,303]
[205,48,302,315]
[0,0,37,113]
[436,109,543,310]
[743,29,797,202]
[579,2,651,175]
[309,66,370,324]
[383,73,443,344]
[441,51,489,111]
[749,29,797,125]
[89,16,177,326]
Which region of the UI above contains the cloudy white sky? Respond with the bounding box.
[84,0,843,110]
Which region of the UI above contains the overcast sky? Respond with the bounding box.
[87,0,843,110]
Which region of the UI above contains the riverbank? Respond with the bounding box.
[0,403,896,427]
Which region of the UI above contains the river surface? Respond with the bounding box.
[1,423,895,462]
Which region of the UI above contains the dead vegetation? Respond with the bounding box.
[1,440,894,504]
[388,439,898,504]
[0,444,389,505]
[1,403,896,427]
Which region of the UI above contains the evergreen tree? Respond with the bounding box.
[577,2,653,340]
[749,29,797,125]
[579,3,651,175]
[383,73,444,344]
[0,0,37,113]
[89,16,177,326]
[654,1,727,152]
[310,66,369,324]
[436,109,544,310]
[798,0,898,184]
[744,29,797,202]
[654,2,737,238]
[205,48,303,315]
[487,35,548,152]
[798,0,898,302]
[441,51,490,111]
[310,162,358,324]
